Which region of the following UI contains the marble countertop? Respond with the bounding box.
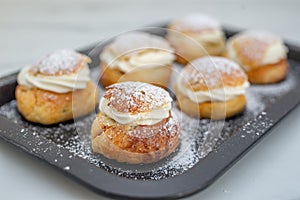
[1,0,300,199]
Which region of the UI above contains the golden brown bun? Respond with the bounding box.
[174,57,248,119]
[174,84,246,119]
[166,14,226,64]
[226,31,288,84]
[91,113,180,164]
[100,62,172,88]
[16,81,98,125]
[246,59,288,84]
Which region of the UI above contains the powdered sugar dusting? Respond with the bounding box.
[242,31,280,44]
[245,71,297,116]
[32,49,89,75]
[170,14,220,32]
[104,82,172,113]
[182,57,247,90]
[230,31,284,62]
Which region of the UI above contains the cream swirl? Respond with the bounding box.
[17,64,91,93]
[177,77,249,103]
[100,32,175,73]
[101,50,175,73]
[99,97,171,126]
[186,29,225,44]
[261,41,288,65]
[168,29,224,46]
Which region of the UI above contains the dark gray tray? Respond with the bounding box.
[1,25,300,200]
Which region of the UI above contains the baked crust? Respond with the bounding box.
[166,14,225,64]
[180,57,248,91]
[174,84,246,119]
[15,81,98,125]
[31,49,91,76]
[246,59,288,84]
[100,62,172,88]
[91,113,180,164]
[228,31,283,70]
[226,31,288,84]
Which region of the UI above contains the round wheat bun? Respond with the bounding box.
[166,14,226,64]
[174,84,246,119]
[16,81,98,125]
[174,56,248,119]
[226,31,288,84]
[91,113,180,164]
[100,62,172,88]
[99,31,175,88]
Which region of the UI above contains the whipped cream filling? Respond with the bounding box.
[177,77,250,103]
[100,50,175,73]
[261,41,288,65]
[168,29,224,47]
[99,97,171,126]
[17,65,91,93]
[227,40,288,71]
[186,29,224,44]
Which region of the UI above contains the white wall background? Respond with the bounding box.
[1,0,299,75]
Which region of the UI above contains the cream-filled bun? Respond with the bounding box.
[16,49,98,125]
[91,81,180,164]
[226,31,288,84]
[166,14,226,64]
[99,32,175,88]
[175,56,249,119]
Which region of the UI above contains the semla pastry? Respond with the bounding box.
[175,56,249,119]
[99,31,175,88]
[226,31,288,84]
[167,14,226,64]
[16,49,98,125]
[91,81,180,164]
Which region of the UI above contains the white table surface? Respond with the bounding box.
[1,0,300,199]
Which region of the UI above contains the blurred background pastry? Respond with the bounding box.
[16,49,98,125]
[99,31,175,88]
[166,14,226,64]
[174,56,249,119]
[226,31,288,84]
[91,81,180,164]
